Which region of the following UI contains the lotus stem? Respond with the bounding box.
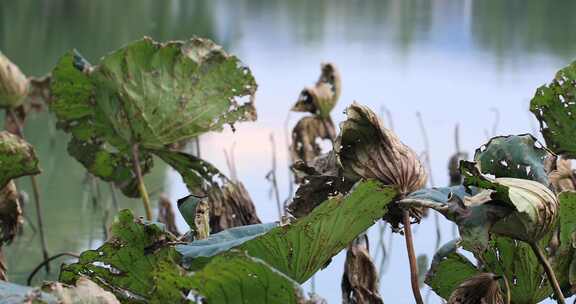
[131,144,152,220]
[27,252,79,286]
[529,241,565,304]
[403,210,424,304]
[502,274,511,304]
[30,175,50,273]
[7,108,50,273]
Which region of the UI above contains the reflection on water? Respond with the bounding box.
[1,0,576,303]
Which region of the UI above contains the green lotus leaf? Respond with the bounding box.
[482,236,554,303]
[474,134,552,185]
[188,250,304,304]
[238,180,396,283]
[179,179,396,284]
[425,240,479,300]
[530,60,576,158]
[59,209,194,303]
[0,131,40,188]
[50,37,257,195]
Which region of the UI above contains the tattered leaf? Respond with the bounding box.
[50,37,257,196]
[335,102,426,228]
[290,116,336,163]
[292,63,341,119]
[157,149,261,233]
[336,102,427,195]
[447,273,504,304]
[0,180,22,245]
[474,134,552,185]
[189,250,304,304]
[341,235,383,304]
[0,131,40,188]
[482,236,552,303]
[59,209,194,303]
[530,61,576,158]
[287,175,353,218]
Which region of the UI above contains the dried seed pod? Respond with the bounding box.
[335,102,427,195]
[292,63,341,119]
[448,273,504,304]
[0,52,29,109]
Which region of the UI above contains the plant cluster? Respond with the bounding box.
[0,36,575,304]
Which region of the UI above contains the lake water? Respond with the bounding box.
[2,0,576,303]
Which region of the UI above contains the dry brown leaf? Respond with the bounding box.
[448,273,504,304]
[341,234,383,304]
[157,195,180,236]
[0,52,29,109]
[0,180,22,246]
[208,181,261,233]
[292,63,341,119]
[549,157,576,192]
[336,102,427,228]
[290,116,336,164]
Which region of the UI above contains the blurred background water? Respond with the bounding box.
[2,0,576,303]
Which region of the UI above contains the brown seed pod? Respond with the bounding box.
[335,102,427,227]
[0,52,29,109]
[448,273,504,304]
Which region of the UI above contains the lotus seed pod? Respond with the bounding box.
[489,177,559,243]
[335,102,427,196]
[448,273,504,304]
[0,52,28,109]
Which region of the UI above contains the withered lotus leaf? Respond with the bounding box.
[447,273,504,304]
[335,102,427,196]
[292,63,341,119]
[0,52,28,109]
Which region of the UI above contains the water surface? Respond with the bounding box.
[2,1,576,302]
